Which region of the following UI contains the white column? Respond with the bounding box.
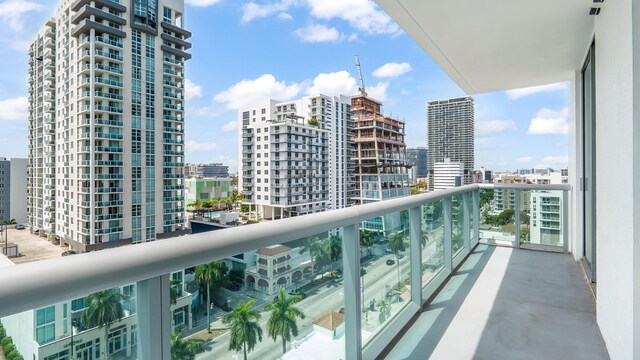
[409,206,422,305]
[342,224,362,360]
[443,198,452,272]
[136,275,171,360]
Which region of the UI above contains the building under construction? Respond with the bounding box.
[351,93,410,231]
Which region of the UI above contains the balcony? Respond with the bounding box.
[0,183,609,359]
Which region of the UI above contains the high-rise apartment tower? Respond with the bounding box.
[427,97,474,189]
[238,95,353,219]
[27,0,191,251]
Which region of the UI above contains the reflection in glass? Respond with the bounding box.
[421,200,445,288]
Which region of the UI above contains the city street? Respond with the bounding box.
[195,226,444,359]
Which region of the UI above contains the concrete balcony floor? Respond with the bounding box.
[386,244,609,359]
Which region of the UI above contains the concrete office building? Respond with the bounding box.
[0,158,28,224]
[27,0,191,251]
[238,94,352,219]
[427,97,474,189]
[433,159,463,190]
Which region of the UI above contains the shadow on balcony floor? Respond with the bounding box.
[385,244,609,360]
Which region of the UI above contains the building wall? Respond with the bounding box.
[0,159,10,223]
[433,161,463,190]
[591,1,637,358]
[427,97,474,188]
[10,159,28,224]
[27,0,190,250]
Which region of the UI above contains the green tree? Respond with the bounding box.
[222,300,263,360]
[3,219,16,225]
[80,289,126,358]
[170,279,181,306]
[388,232,407,286]
[307,116,319,126]
[171,328,205,360]
[359,230,375,257]
[195,261,229,333]
[299,236,328,279]
[264,288,306,355]
[324,235,342,275]
[479,189,494,209]
[377,299,391,324]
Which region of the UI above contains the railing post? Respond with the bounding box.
[409,206,422,306]
[343,224,362,360]
[563,190,569,254]
[443,198,453,272]
[463,192,471,252]
[473,190,480,247]
[136,274,171,360]
[514,190,521,249]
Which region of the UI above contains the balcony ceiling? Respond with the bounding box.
[376,0,595,94]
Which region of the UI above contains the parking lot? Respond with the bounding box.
[0,226,65,264]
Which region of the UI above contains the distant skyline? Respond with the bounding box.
[0,0,569,173]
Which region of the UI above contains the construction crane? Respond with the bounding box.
[355,55,367,96]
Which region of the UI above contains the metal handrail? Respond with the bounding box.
[0,183,570,318]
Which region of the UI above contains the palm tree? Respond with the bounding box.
[377,298,391,324]
[359,230,375,257]
[264,288,306,355]
[80,289,126,358]
[222,300,263,360]
[388,232,408,286]
[324,235,342,275]
[299,236,328,279]
[171,328,204,360]
[195,261,229,333]
[2,219,16,225]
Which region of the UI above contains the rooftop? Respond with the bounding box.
[256,244,291,256]
[313,310,345,331]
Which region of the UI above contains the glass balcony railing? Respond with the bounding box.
[0,184,569,360]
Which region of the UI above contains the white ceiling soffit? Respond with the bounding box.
[376,0,595,94]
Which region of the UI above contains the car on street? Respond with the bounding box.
[288,290,307,299]
[333,275,343,283]
[360,268,367,276]
[397,253,405,260]
[61,250,77,256]
[386,259,395,266]
[15,224,25,230]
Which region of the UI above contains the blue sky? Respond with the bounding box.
[0,0,569,174]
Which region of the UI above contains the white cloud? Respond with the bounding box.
[542,155,568,165]
[0,96,28,121]
[214,74,301,110]
[241,0,399,36]
[277,12,293,20]
[517,156,533,163]
[186,140,217,152]
[372,62,412,78]
[527,107,569,135]
[185,79,202,100]
[222,120,238,132]
[185,0,222,7]
[366,81,389,102]
[0,0,42,32]
[475,119,517,137]
[294,23,341,43]
[306,71,357,96]
[306,0,399,35]
[506,82,567,100]
[241,1,294,23]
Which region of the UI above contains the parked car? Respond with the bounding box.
[339,307,345,314]
[386,259,395,266]
[15,224,25,230]
[360,268,367,276]
[226,282,241,291]
[397,253,405,260]
[333,275,343,283]
[61,250,77,256]
[288,290,307,299]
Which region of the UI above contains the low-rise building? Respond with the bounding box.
[245,245,311,295]
[185,177,233,205]
[0,157,28,224]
